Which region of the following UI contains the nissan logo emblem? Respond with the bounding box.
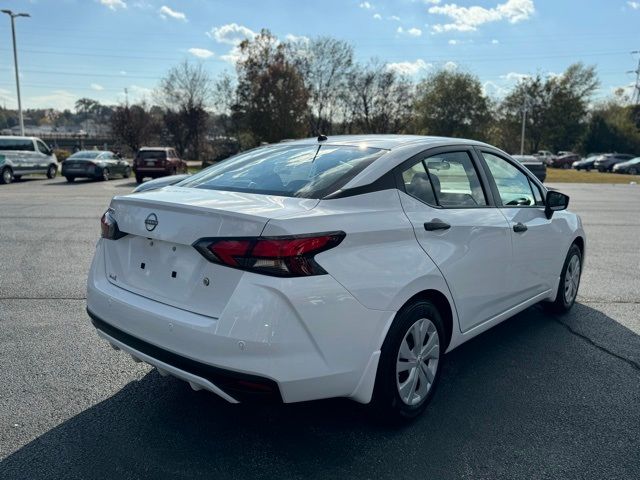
[145,213,158,232]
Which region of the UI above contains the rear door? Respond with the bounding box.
[476,149,562,305]
[396,146,514,332]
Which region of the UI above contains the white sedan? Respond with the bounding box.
[87,135,585,421]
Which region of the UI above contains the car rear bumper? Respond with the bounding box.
[87,239,393,404]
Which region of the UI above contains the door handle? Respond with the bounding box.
[513,222,528,233]
[424,220,451,231]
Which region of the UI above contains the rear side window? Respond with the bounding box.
[178,144,385,199]
[0,138,35,151]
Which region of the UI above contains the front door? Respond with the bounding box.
[397,148,513,332]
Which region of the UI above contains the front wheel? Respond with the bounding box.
[1,167,13,184]
[371,300,444,422]
[100,168,110,181]
[545,244,582,313]
[123,166,132,178]
[46,164,57,179]
[629,167,638,175]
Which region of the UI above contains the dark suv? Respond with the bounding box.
[594,153,634,172]
[133,147,187,184]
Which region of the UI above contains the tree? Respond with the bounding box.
[290,37,354,135]
[414,69,489,139]
[580,101,640,155]
[234,30,310,144]
[75,98,100,119]
[111,103,156,153]
[341,60,413,134]
[498,63,599,153]
[156,61,212,159]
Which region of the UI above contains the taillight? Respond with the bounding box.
[100,208,127,240]
[193,232,345,277]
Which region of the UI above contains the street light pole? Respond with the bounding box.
[520,99,527,155]
[1,10,30,136]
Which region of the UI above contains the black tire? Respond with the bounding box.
[544,244,582,314]
[65,176,75,183]
[629,167,638,175]
[46,164,57,179]
[101,168,110,181]
[0,167,13,184]
[123,166,132,178]
[371,300,445,423]
[135,174,144,184]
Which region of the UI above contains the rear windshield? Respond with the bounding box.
[178,144,384,199]
[138,150,167,160]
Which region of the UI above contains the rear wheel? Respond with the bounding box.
[101,168,110,181]
[1,167,13,184]
[46,164,57,179]
[545,244,582,314]
[65,176,75,183]
[372,300,444,422]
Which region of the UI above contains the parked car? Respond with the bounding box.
[133,147,187,184]
[557,151,574,157]
[594,153,635,172]
[612,157,640,175]
[88,135,585,421]
[512,155,547,182]
[533,150,555,166]
[132,174,190,193]
[572,153,602,171]
[62,150,131,182]
[551,153,580,169]
[0,136,58,184]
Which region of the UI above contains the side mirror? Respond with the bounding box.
[545,190,569,219]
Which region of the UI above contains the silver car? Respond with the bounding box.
[0,136,58,184]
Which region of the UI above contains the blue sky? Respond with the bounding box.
[0,0,638,110]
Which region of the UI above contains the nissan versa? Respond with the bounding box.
[87,135,585,420]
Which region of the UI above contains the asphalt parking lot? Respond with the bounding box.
[1,177,639,479]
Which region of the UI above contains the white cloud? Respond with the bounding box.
[628,1,640,9]
[483,81,508,97]
[25,90,77,110]
[119,70,127,75]
[398,26,422,36]
[373,13,382,19]
[429,0,534,33]
[285,33,310,43]
[100,0,127,11]
[90,83,104,91]
[444,61,457,71]
[501,71,530,82]
[220,45,243,64]
[448,39,457,45]
[207,23,257,45]
[359,1,373,9]
[423,0,441,3]
[387,59,432,76]
[389,15,401,21]
[159,5,186,21]
[188,47,214,58]
[491,39,499,44]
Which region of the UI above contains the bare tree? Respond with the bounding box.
[289,37,354,135]
[110,103,156,153]
[156,61,212,160]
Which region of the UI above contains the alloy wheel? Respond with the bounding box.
[2,168,12,184]
[396,318,440,406]
[564,254,581,304]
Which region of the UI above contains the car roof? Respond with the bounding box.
[72,150,111,154]
[278,134,492,151]
[139,147,172,151]
[0,136,36,140]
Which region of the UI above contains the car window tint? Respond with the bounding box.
[36,140,50,154]
[482,152,536,206]
[0,138,34,151]
[529,179,544,205]
[424,151,487,207]
[179,144,384,199]
[402,161,436,205]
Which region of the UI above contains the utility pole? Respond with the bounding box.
[1,10,30,136]
[629,51,640,105]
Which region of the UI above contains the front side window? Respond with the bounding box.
[178,144,385,199]
[482,152,536,206]
[36,140,50,154]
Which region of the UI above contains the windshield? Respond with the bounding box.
[68,151,102,159]
[178,144,385,199]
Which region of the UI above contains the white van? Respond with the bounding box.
[0,136,59,184]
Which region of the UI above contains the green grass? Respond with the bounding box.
[546,168,640,184]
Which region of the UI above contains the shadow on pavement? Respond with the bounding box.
[2,303,639,480]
